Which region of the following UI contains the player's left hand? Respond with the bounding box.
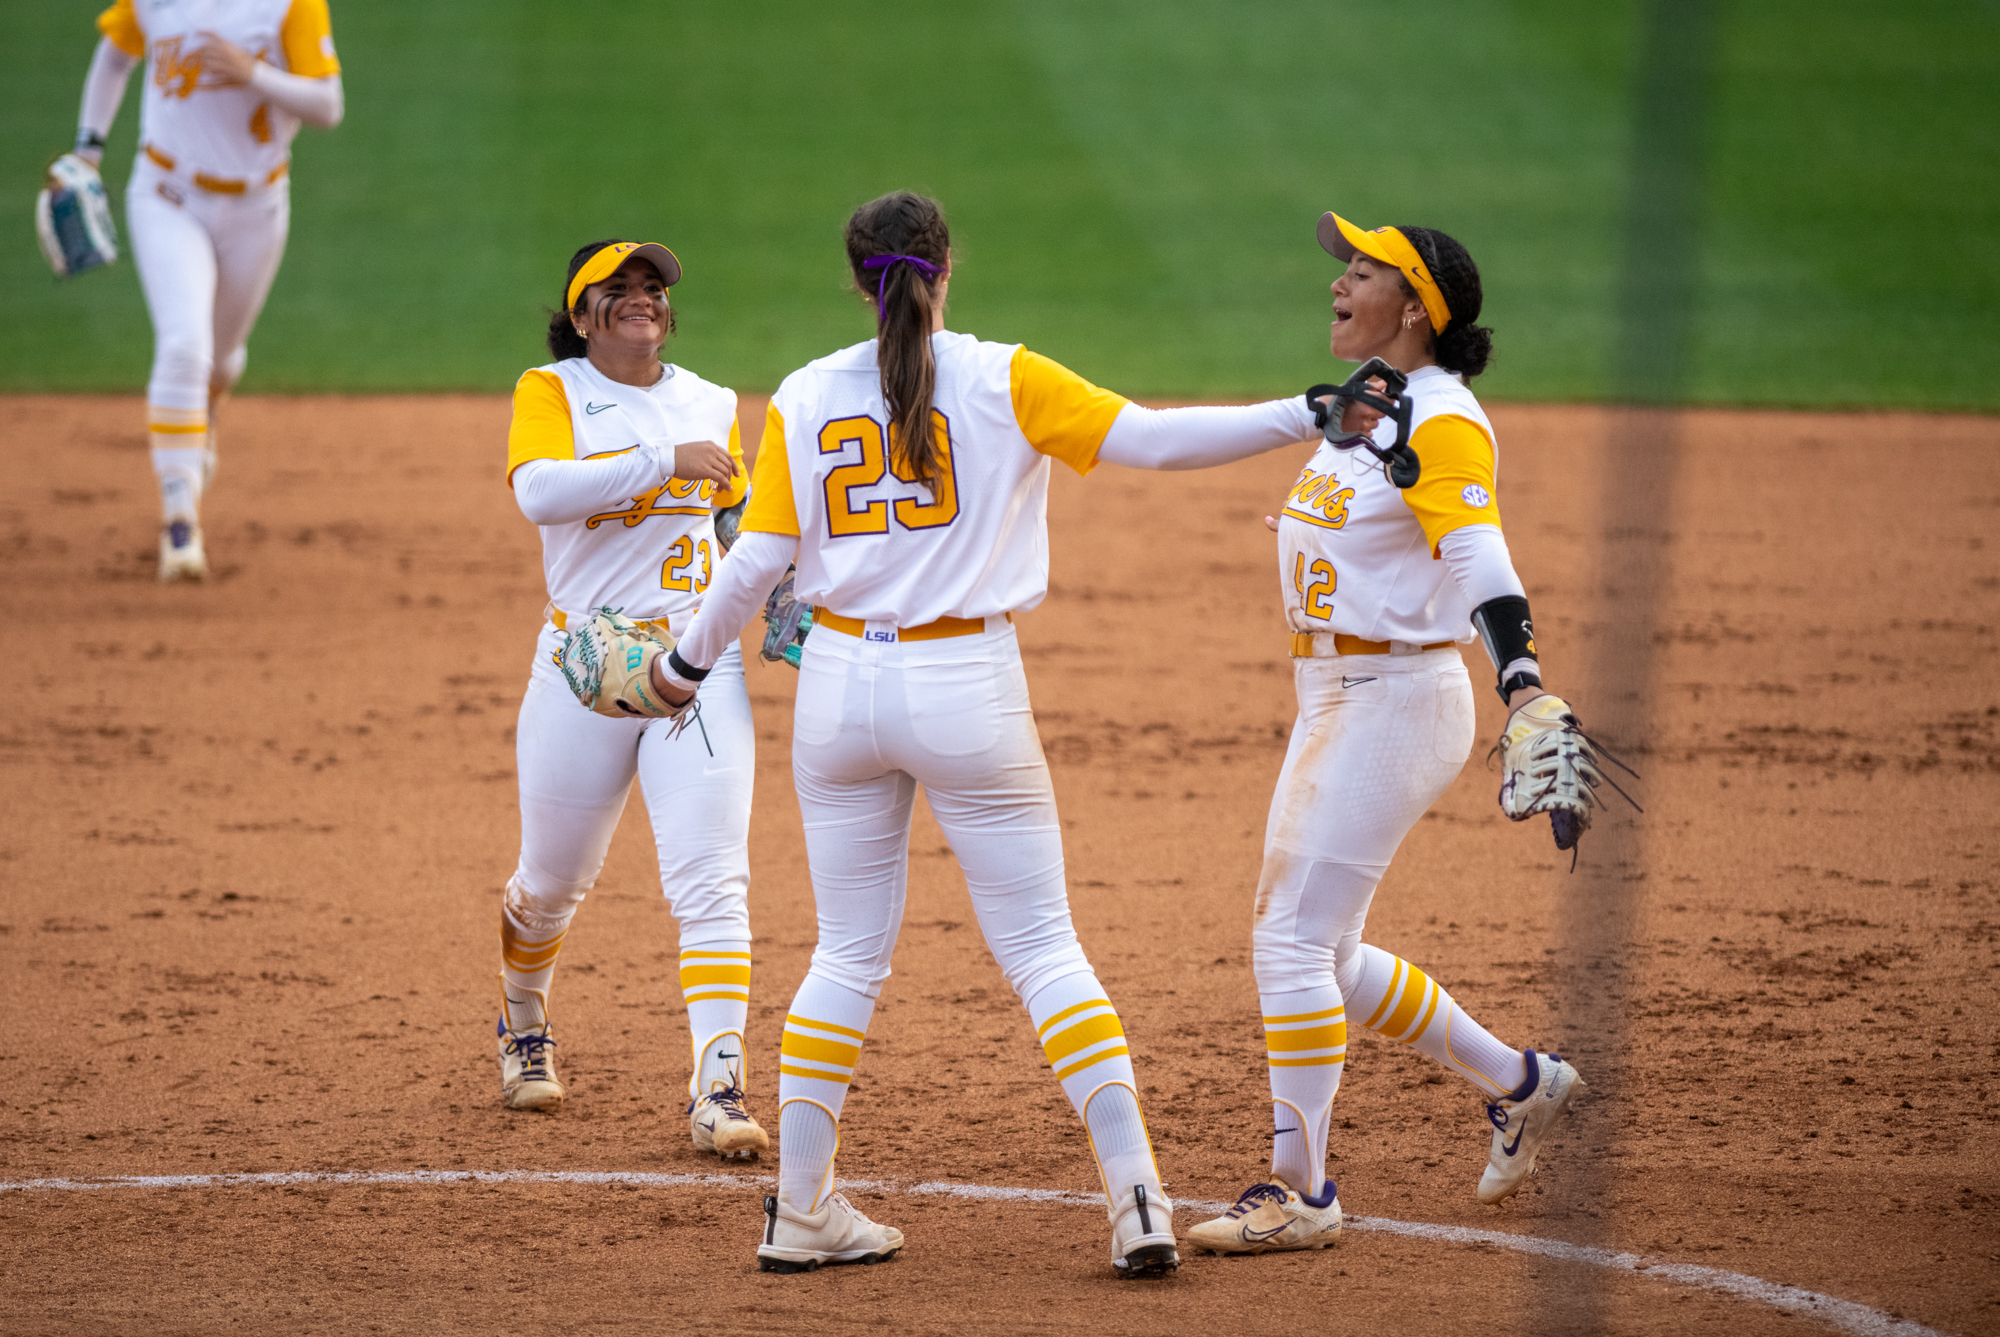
[194,33,259,86]
[1497,693,1603,850]
[671,441,739,487]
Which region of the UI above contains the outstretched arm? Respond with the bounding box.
[653,530,799,702]
[77,37,138,164]
[511,443,737,526]
[1095,398,1319,471]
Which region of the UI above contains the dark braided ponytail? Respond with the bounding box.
[845,192,951,493]
[1397,226,1493,379]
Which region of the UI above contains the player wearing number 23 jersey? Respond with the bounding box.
[489,241,769,1162]
[662,192,1320,1277]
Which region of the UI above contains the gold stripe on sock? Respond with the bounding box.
[1381,965,1435,1041]
[1262,1005,1345,1025]
[1268,1052,1346,1067]
[1040,1008,1124,1066]
[1265,1020,1348,1052]
[1053,1044,1129,1082]
[786,1013,865,1040]
[778,1062,851,1085]
[1363,958,1407,1031]
[1402,979,1444,1044]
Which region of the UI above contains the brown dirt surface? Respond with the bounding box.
[2,393,1997,1336]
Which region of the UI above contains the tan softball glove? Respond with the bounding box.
[1497,694,1637,852]
[554,608,686,719]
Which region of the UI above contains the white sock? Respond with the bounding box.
[151,446,205,522]
[1083,1082,1160,1208]
[1339,944,1529,1098]
[499,880,573,1032]
[777,1099,839,1213]
[1261,985,1345,1196]
[693,1031,747,1096]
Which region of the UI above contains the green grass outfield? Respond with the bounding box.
[5,0,1996,408]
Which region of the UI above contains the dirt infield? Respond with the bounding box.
[2,394,1996,1336]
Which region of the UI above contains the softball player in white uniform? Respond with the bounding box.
[1185,214,1588,1256]
[496,240,769,1158]
[656,192,1327,1276]
[73,0,343,581]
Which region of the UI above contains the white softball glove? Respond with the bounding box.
[1497,694,1636,851]
[554,608,686,719]
[37,153,119,278]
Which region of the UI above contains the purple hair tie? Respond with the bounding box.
[860,253,941,314]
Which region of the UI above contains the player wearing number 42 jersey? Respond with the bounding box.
[1185,214,1605,1258]
[75,0,344,581]
[642,191,1331,1276]
[493,240,769,1159]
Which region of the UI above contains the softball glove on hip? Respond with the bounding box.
[1497,694,1611,850]
[555,608,685,719]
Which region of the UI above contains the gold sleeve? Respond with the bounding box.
[738,402,800,536]
[710,415,748,510]
[279,0,341,77]
[505,370,575,485]
[96,0,145,57]
[1399,414,1503,554]
[1009,347,1129,477]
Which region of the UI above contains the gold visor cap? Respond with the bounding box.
[1316,213,1450,335]
[565,241,682,310]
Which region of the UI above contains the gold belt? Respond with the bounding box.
[144,144,290,193]
[813,609,1010,642]
[1290,631,1455,658]
[548,605,673,637]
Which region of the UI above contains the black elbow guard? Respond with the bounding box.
[1471,596,1540,702]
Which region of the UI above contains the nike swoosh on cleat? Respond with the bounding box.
[702,1118,716,1131]
[585,402,615,414]
[1500,1129,1524,1156]
[1241,1223,1292,1242]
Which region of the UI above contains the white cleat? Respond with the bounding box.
[689,1084,769,1159]
[497,1016,564,1112]
[157,519,208,582]
[1479,1049,1584,1204]
[1109,1182,1178,1277]
[757,1192,903,1273]
[1186,1177,1342,1254]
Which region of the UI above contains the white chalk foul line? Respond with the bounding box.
[0,1169,1943,1337]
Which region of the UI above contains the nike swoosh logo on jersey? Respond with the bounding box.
[585,402,616,414]
[1342,676,1377,688]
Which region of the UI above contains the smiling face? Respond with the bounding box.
[574,256,670,357]
[1330,255,1428,363]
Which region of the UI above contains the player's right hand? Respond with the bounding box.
[670,441,739,486]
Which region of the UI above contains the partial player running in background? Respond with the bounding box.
[497,240,769,1161]
[69,0,343,581]
[588,190,1337,1276]
[1186,213,1614,1257]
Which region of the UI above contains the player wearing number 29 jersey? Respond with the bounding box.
[743,335,1120,626]
[664,191,1318,1277]
[488,241,769,1163]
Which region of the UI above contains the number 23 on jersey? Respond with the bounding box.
[819,412,960,537]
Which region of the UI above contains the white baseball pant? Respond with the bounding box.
[1250,648,1531,1196]
[126,157,289,516]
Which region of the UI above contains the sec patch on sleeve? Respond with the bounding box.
[1461,484,1491,508]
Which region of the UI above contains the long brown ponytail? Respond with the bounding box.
[845,192,951,493]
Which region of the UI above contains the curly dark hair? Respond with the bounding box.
[1396,226,1492,378]
[845,192,951,494]
[545,239,676,361]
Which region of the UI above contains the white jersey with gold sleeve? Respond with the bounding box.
[97,0,339,189]
[507,359,745,632]
[1277,364,1502,644]
[737,331,1127,627]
